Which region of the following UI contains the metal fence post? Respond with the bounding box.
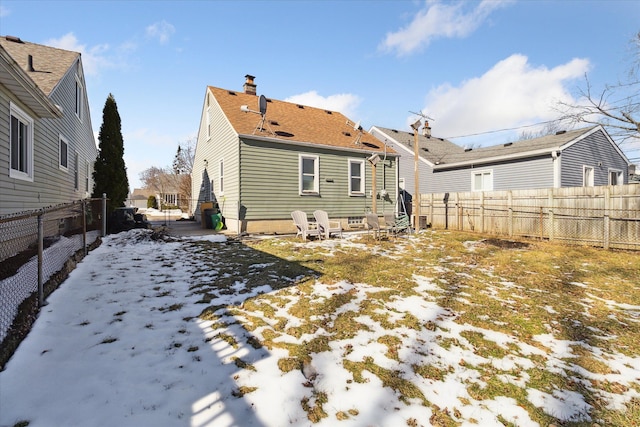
[82,200,87,256]
[102,193,107,237]
[37,213,47,307]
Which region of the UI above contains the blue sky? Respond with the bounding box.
[1,0,639,189]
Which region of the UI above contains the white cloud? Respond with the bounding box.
[146,20,175,44]
[418,54,590,142]
[44,33,111,76]
[380,0,512,56]
[284,91,362,119]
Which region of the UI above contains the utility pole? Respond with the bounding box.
[410,119,421,231]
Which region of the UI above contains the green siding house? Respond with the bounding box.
[0,36,97,215]
[192,75,399,235]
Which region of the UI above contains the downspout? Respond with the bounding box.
[552,150,561,188]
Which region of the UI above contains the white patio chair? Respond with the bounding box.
[313,210,343,239]
[291,210,322,241]
[365,213,389,240]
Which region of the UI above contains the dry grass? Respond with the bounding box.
[192,230,640,426]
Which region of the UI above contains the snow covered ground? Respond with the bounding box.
[0,229,638,427]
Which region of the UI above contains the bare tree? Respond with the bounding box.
[556,32,640,149]
[139,166,175,210]
[172,137,195,212]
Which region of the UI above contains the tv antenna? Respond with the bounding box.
[346,119,364,144]
[240,94,274,135]
[409,110,434,122]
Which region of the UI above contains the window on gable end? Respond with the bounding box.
[583,166,594,187]
[9,103,34,181]
[75,75,83,121]
[609,169,623,186]
[59,135,69,171]
[74,152,79,190]
[219,159,224,194]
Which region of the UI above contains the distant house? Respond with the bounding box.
[371,125,631,196]
[0,36,97,215]
[192,75,399,234]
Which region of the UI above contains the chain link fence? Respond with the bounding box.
[0,198,105,345]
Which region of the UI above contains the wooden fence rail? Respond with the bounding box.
[419,184,640,250]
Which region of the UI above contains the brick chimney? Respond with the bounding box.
[243,74,256,95]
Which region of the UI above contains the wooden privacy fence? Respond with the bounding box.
[419,185,640,250]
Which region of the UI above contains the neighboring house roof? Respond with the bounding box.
[0,42,61,118]
[374,124,630,170]
[208,86,397,155]
[0,35,79,97]
[371,126,464,165]
[434,125,630,169]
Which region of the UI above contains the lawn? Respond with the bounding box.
[1,228,638,427]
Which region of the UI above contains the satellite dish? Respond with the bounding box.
[259,95,267,116]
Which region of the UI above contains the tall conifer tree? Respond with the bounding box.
[92,94,129,212]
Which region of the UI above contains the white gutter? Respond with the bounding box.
[433,146,562,170]
[237,133,399,157]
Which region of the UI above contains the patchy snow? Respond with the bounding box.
[0,229,638,427]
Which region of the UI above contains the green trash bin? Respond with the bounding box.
[211,213,224,231]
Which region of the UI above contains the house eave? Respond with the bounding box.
[237,133,400,157]
[433,146,561,170]
[0,46,62,118]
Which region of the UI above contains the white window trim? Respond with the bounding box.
[348,158,365,196]
[85,160,91,194]
[206,106,211,140]
[608,168,623,186]
[59,135,69,171]
[471,169,493,192]
[73,151,80,190]
[299,154,319,195]
[75,75,83,121]
[219,158,224,195]
[583,165,594,187]
[9,102,34,182]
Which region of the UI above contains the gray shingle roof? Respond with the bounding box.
[374,125,599,167]
[0,35,79,96]
[372,126,464,165]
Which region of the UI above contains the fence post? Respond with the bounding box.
[37,213,47,307]
[604,187,610,249]
[480,192,485,233]
[82,200,87,256]
[455,193,460,230]
[508,191,513,237]
[102,193,107,237]
[429,193,434,229]
[548,189,554,241]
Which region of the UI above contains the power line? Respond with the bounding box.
[444,119,565,140]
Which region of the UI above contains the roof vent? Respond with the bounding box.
[421,147,429,152]
[227,90,237,96]
[555,130,566,135]
[325,110,332,115]
[269,120,279,126]
[464,148,473,152]
[297,104,304,109]
[504,142,513,147]
[28,55,34,72]
[342,131,351,137]
[5,35,23,43]
[391,129,398,133]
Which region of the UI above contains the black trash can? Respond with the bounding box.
[204,209,215,229]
